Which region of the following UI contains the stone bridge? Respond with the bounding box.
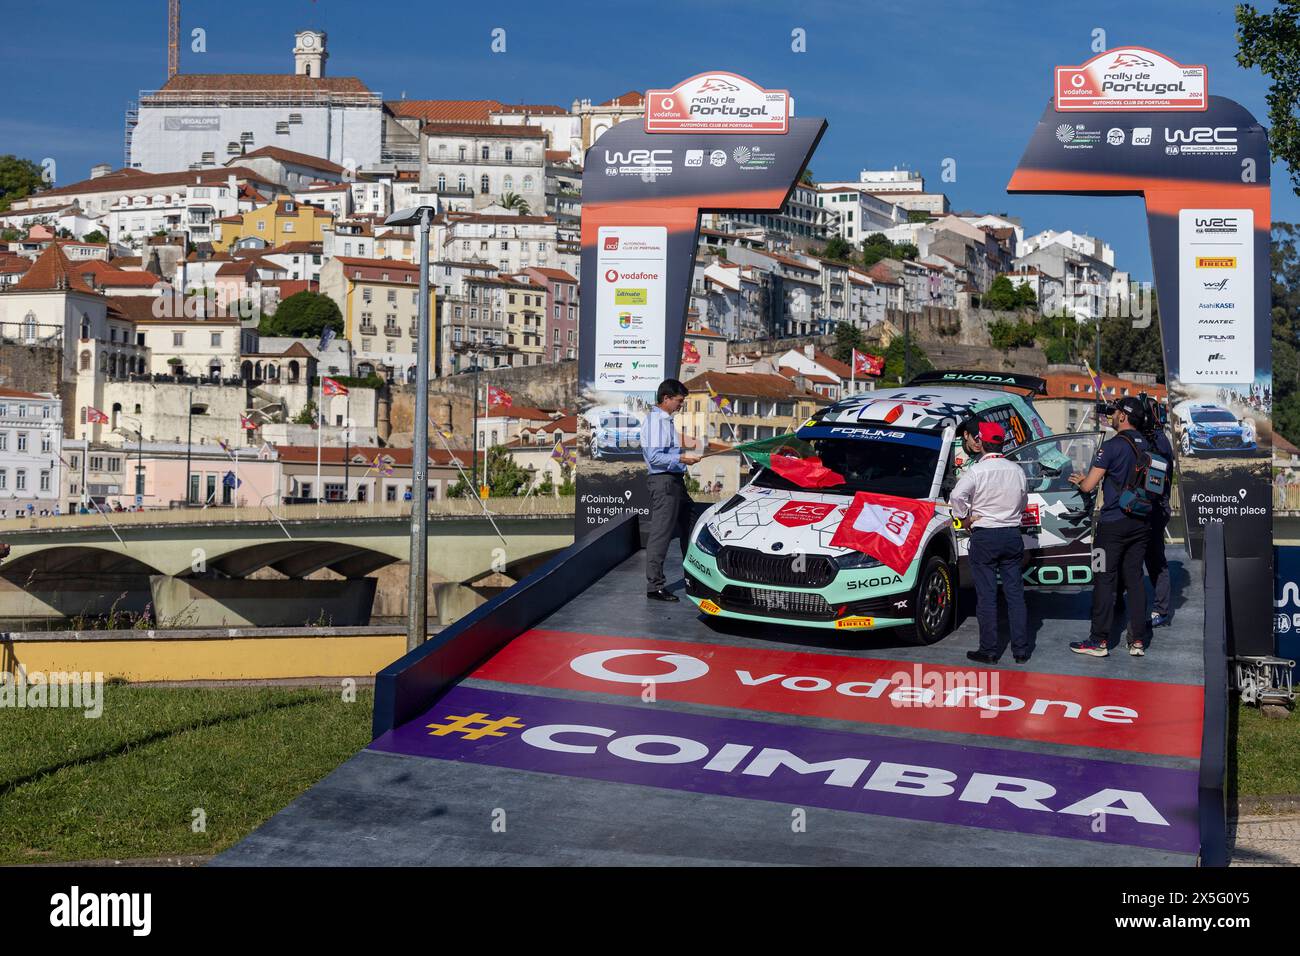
[0,499,575,628]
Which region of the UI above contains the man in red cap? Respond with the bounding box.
[949,418,1031,664]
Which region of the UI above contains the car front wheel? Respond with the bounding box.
[898,554,956,646]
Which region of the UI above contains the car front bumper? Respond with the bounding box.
[683,544,915,632]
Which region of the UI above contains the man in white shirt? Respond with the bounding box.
[949,419,1031,664]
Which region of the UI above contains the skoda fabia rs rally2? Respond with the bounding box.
[682,371,1108,644]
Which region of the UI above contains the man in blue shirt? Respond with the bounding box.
[643,379,701,601]
[1068,396,1153,657]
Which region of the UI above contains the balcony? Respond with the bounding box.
[359,324,377,336]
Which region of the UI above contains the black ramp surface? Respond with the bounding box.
[217,547,1206,866]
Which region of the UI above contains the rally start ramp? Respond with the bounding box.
[216,517,1214,867]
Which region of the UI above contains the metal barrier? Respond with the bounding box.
[372,512,640,736]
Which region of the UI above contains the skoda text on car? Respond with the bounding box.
[682,371,1106,643]
[1173,401,1257,456]
[584,406,643,459]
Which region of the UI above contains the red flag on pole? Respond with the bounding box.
[682,341,700,365]
[322,376,349,396]
[852,349,884,377]
[85,406,109,424]
[830,491,936,574]
[240,414,258,430]
[487,385,513,409]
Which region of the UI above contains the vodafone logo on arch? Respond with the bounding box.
[604,269,660,282]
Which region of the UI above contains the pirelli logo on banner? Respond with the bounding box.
[1196,256,1237,269]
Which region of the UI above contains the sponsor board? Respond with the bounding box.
[373,684,1199,852]
[595,226,667,391]
[1179,210,1253,383]
[1055,47,1208,112]
[645,72,790,134]
[470,630,1204,757]
[602,148,674,178]
[164,115,221,131]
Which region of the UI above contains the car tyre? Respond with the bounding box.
[898,553,956,646]
[1180,432,1193,457]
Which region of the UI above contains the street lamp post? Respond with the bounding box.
[386,203,439,651]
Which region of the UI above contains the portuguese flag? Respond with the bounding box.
[736,433,844,489]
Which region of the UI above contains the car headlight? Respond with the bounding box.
[694,524,722,557]
[835,550,882,570]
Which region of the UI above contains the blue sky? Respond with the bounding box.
[1,0,1295,279]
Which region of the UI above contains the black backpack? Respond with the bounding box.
[1114,431,1168,519]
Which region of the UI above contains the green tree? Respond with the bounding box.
[0,155,44,212]
[800,168,815,185]
[558,464,575,496]
[988,318,1036,350]
[882,336,932,384]
[260,291,344,338]
[1096,303,1165,381]
[292,400,319,425]
[983,275,1020,311]
[450,446,532,498]
[832,322,866,363]
[860,233,893,268]
[537,471,555,496]
[822,235,854,262]
[1271,223,1300,443]
[1013,281,1038,309]
[906,210,930,224]
[83,230,108,244]
[499,191,532,215]
[1237,1,1300,196]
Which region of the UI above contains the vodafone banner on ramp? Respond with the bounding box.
[830,492,936,575]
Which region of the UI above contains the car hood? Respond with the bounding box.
[701,485,946,559]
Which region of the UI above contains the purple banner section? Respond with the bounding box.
[371,686,1199,854]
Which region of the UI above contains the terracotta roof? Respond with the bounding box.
[90,270,162,288]
[15,166,273,202]
[264,279,317,297]
[521,413,577,434]
[811,350,852,379]
[681,371,828,403]
[0,254,31,275]
[12,243,96,293]
[686,326,725,339]
[1040,372,1167,401]
[420,121,546,138]
[779,366,838,386]
[600,90,645,107]
[104,295,158,323]
[0,386,53,399]
[494,103,568,116]
[261,241,322,255]
[484,404,555,421]
[335,256,419,271]
[160,74,370,93]
[544,150,574,164]
[386,99,502,123]
[524,266,577,283]
[240,146,348,175]
[273,444,468,467]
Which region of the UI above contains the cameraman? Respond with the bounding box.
[1068,396,1153,658]
[1140,395,1173,629]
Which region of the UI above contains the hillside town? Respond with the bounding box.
[0,29,1159,512]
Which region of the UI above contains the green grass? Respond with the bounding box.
[1,689,1296,864]
[1235,701,1300,802]
[0,685,373,865]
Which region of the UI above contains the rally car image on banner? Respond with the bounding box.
[1171,400,1258,457]
[683,371,1107,643]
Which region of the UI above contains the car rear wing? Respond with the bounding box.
[906,370,1048,397]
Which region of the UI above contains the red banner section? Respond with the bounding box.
[471,630,1203,758]
[830,492,935,574]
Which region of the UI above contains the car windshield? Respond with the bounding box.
[750,427,943,499]
[1192,409,1236,424]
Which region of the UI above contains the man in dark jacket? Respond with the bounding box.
[1068,396,1153,658]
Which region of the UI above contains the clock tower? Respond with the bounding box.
[293,31,327,78]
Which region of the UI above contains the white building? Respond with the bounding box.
[126,32,384,173]
[419,122,548,214]
[0,388,63,515]
[1019,229,1115,267]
